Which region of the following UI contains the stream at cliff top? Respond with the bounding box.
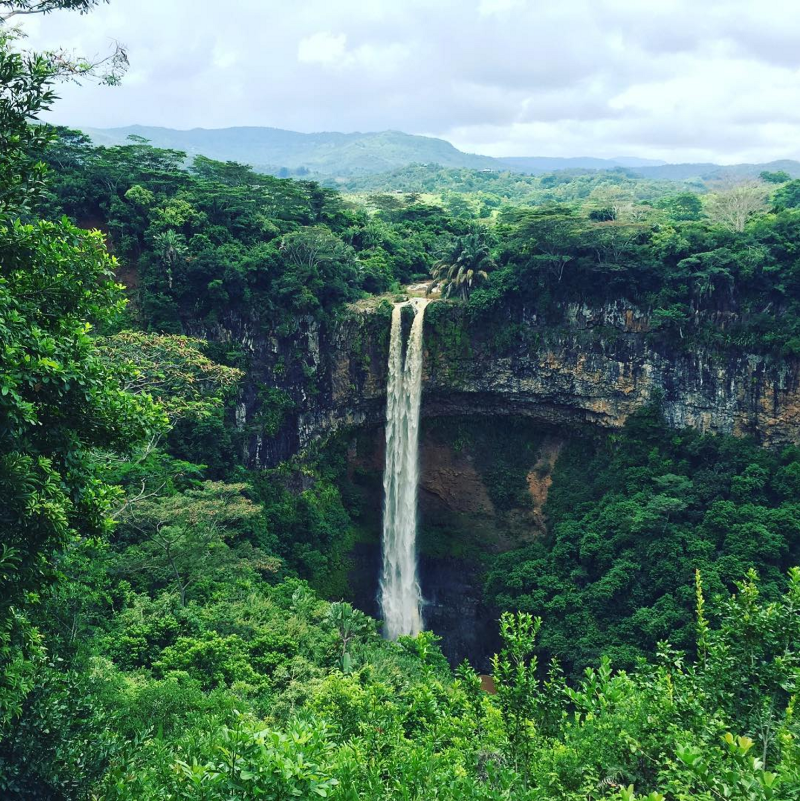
[380,298,428,639]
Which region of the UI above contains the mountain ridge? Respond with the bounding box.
[79,124,800,181]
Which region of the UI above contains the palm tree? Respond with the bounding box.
[153,229,187,290]
[428,228,496,301]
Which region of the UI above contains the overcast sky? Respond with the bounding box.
[17,0,800,163]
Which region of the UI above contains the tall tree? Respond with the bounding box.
[116,482,268,607]
[429,226,496,300]
[502,206,581,283]
[0,1,162,727]
[706,179,769,233]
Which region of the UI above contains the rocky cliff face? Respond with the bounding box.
[421,301,800,449]
[210,298,800,666]
[195,303,392,468]
[230,298,800,463]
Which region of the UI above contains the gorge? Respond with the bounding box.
[10,4,800,790]
[224,296,800,665]
[11,79,800,790]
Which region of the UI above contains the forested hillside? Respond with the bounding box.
[81,125,500,176]
[2,4,800,799]
[81,124,800,183]
[332,163,697,207]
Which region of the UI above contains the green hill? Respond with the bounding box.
[80,124,800,183]
[632,158,800,181]
[80,125,499,176]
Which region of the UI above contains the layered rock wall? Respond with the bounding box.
[210,298,800,667]
[421,302,800,448]
[214,299,800,467]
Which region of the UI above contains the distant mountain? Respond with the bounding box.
[496,156,667,173]
[79,124,800,183]
[80,125,498,176]
[611,157,669,168]
[631,159,800,182]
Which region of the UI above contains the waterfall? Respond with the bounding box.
[380,298,428,640]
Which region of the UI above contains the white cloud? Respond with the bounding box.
[211,44,238,70]
[14,0,800,163]
[478,0,526,16]
[297,31,347,67]
[296,31,409,78]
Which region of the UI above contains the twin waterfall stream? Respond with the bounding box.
[380,299,428,639]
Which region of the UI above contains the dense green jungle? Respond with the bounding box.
[2,4,800,799]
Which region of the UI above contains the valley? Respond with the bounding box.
[4,7,800,793]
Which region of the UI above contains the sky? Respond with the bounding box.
[16,0,800,164]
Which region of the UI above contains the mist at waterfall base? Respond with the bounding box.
[379,299,428,640]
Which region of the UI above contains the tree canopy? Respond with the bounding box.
[3,4,800,798]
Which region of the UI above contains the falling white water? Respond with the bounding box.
[380,298,428,639]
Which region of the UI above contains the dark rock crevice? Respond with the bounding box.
[343,418,562,669]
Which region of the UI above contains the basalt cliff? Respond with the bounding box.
[225,298,800,466]
[202,297,800,666]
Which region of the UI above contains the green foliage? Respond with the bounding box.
[102,716,339,800]
[429,225,496,301]
[486,408,800,673]
[115,481,273,606]
[277,226,360,314]
[17,568,794,801]
[339,163,694,208]
[463,195,800,355]
[327,601,376,673]
[251,463,355,590]
[656,192,704,221]
[97,331,243,423]
[772,180,800,210]
[96,331,243,472]
[6,7,800,799]
[491,612,541,777]
[760,170,791,185]
[255,386,295,437]
[0,661,122,798]
[0,216,162,607]
[40,131,472,334]
[0,21,163,738]
[0,28,58,216]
